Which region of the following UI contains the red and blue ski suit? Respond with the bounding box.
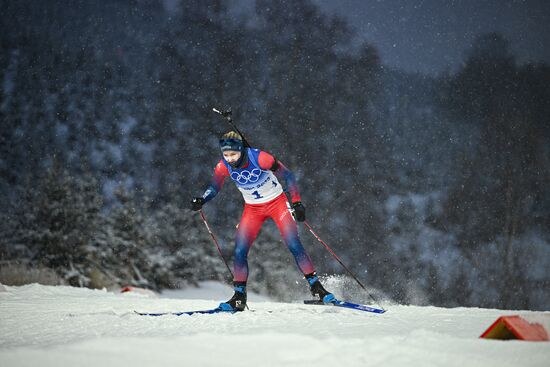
[202,148,315,283]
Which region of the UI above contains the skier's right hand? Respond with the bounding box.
[191,197,205,211]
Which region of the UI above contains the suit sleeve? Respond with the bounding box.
[202,160,229,202]
[258,151,302,203]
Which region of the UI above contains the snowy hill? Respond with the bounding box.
[1,283,548,367]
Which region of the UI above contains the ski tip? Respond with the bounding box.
[134,310,165,316]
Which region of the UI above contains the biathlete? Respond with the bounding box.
[191,131,334,311]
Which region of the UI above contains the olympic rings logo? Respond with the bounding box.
[231,168,262,184]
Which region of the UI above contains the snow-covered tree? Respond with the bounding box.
[13,163,102,286]
[145,203,228,287]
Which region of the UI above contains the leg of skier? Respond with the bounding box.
[269,194,335,303]
[220,203,266,311]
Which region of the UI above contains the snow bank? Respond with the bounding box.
[0,284,549,367]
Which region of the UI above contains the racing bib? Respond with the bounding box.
[224,149,283,204]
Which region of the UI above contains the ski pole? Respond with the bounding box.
[198,210,234,280]
[303,221,385,311]
[198,210,250,311]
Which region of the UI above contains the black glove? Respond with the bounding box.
[292,201,306,222]
[191,197,205,211]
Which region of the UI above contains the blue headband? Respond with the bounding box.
[219,138,244,152]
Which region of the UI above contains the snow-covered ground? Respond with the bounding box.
[1,282,549,367]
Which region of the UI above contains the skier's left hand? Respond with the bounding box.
[292,201,306,222]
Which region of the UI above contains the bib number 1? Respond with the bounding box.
[251,190,263,200]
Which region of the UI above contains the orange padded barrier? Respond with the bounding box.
[480,315,548,341]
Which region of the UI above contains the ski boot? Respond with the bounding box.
[305,272,336,304]
[219,282,247,312]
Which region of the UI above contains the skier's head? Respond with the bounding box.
[220,131,246,168]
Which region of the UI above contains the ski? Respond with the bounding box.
[135,307,236,317]
[304,299,386,314]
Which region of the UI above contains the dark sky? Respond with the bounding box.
[312,0,550,74]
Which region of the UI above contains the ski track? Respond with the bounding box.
[0,284,549,367]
